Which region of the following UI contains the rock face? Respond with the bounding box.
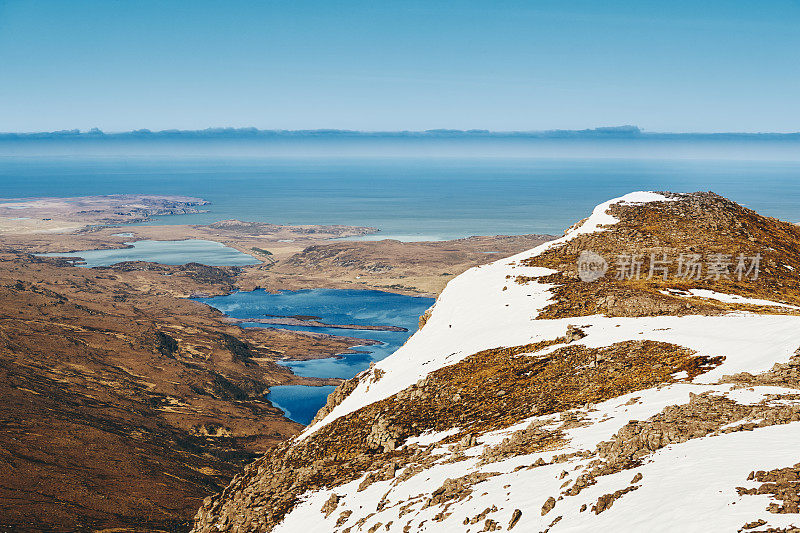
[192,192,800,533]
[366,417,404,452]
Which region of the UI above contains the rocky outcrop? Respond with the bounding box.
[366,417,405,452]
[308,371,364,426]
[739,464,800,514]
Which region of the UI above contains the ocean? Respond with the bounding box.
[1,154,799,239]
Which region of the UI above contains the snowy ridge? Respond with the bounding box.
[193,191,800,533]
[302,192,678,438]
[284,192,800,531]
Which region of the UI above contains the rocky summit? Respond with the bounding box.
[193,192,800,533]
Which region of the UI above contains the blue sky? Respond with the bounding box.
[0,0,798,132]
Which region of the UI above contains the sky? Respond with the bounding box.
[0,0,798,133]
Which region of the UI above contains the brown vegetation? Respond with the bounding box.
[192,338,721,532]
[0,251,350,531]
[522,192,800,318]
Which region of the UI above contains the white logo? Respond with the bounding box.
[578,250,608,282]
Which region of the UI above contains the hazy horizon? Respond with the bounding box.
[3,134,800,161]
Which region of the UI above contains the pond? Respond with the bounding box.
[195,288,434,424]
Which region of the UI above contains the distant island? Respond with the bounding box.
[2,125,800,140]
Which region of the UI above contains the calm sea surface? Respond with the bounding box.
[1,156,799,240]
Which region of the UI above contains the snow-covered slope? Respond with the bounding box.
[193,192,800,533]
[300,192,679,438]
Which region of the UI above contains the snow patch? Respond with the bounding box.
[663,288,800,311]
[402,428,460,448]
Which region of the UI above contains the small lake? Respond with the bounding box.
[38,239,260,268]
[195,288,435,424]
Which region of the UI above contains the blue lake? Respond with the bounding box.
[38,239,260,267]
[194,288,435,425]
[266,385,338,427]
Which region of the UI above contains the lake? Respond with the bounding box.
[38,239,260,267]
[194,288,435,424]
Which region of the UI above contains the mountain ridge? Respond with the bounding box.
[193,191,800,533]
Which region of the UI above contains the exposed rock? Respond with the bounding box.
[593,485,639,514]
[367,417,405,453]
[321,493,339,517]
[541,496,556,515]
[737,463,800,514]
[565,324,587,342]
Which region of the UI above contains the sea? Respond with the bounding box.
[1,150,799,240]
